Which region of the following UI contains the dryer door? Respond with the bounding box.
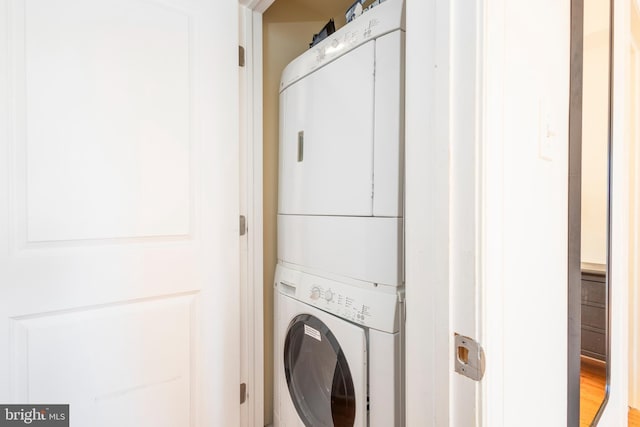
[284,314,365,427]
[278,41,375,217]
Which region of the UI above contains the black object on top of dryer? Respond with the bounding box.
[309,19,336,48]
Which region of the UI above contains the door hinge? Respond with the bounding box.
[454,333,485,381]
[239,215,247,236]
[239,45,245,67]
[240,382,247,404]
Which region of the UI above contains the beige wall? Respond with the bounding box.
[262,1,350,423]
[581,0,611,266]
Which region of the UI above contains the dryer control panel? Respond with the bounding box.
[280,0,405,92]
[275,264,401,334]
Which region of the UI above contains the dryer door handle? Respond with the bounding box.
[297,130,304,162]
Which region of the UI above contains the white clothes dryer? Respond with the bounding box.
[274,265,403,427]
[277,0,405,288]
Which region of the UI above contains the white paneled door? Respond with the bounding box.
[0,0,240,426]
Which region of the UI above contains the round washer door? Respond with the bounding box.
[284,314,356,427]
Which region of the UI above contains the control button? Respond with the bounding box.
[310,286,321,300]
[325,289,334,302]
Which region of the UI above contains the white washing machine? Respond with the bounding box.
[277,0,405,288]
[274,265,403,427]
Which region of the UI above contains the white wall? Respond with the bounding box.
[581,0,611,266]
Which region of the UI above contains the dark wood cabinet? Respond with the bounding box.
[581,270,606,361]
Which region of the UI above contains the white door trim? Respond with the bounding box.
[238,3,266,427]
[239,0,275,14]
[478,0,506,424]
[404,0,458,425]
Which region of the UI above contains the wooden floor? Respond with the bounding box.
[580,356,640,426]
[580,357,606,426]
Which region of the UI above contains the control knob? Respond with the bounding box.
[310,286,321,300]
[324,289,334,302]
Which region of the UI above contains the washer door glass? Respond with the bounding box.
[284,314,356,427]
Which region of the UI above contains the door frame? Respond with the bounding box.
[238,1,464,425]
[238,2,270,427]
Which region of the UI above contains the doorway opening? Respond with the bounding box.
[570,0,640,425]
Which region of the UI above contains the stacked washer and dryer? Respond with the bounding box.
[274,1,405,426]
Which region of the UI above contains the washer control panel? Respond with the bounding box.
[276,264,400,334]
